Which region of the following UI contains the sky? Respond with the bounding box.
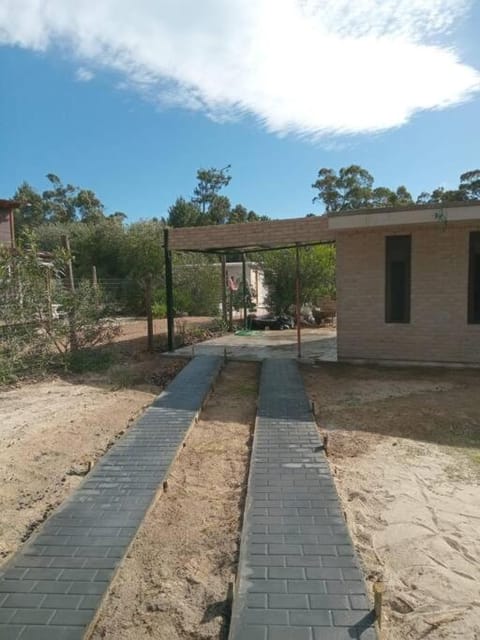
[1,0,480,221]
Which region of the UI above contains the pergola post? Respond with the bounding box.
[242,253,248,329]
[221,255,227,323]
[296,243,302,359]
[164,228,175,352]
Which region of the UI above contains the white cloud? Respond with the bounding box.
[75,67,94,82]
[0,0,478,137]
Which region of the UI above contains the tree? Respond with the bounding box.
[207,195,231,225]
[74,189,105,223]
[370,185,413,208]
[415,169,480,205]
[14,174,108,229]
[109,211,128,223]
[166,197,201,227]
[13,182,48,230]
[192,165,231,215]
[312,168,342,212]
[228,204,249,224]
[312,165,374,211]
[258,245,336,314]
[370,187,397,208]
[228,204,269,224]
[166,167,268,228]
[312,165,413,212]
[459,170,480,200]
[395,186,414,206]
[42,174,78,223]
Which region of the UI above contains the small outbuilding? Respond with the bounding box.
[0,199,17,249]
[332,201,480,365]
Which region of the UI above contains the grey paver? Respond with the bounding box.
[228,359,376,640]
[0,356,222,638]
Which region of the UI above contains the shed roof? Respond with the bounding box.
[0,199,19,209]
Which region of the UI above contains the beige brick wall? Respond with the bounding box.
[336,222,480,364]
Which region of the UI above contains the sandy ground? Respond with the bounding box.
[0,356,186,565]
[302,363,480,640]
[90,361,258,640]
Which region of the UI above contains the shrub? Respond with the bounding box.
[0,233,120,381]
[152,302,167,318]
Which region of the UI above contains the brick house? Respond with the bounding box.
[168,201,480,365]
[331,201,480,365]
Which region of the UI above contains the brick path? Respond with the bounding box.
[0,356,222,640]
[229,359,376,640]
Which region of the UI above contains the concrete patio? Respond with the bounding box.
[174,328,337,362]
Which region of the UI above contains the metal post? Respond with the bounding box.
[146,273,154,353]
[229,288,233,332]
[164,228,175,352]
[242,252,247,329]
[296,244,301,359]
[221,255,227,323]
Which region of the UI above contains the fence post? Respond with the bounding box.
[61,235,78,352]
[92,265,99,310]
[146,273,154,353]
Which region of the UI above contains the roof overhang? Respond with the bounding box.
[0,199,20,210]
[328,201,480,231]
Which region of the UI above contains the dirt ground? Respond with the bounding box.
[302,363,480,640]
[0,314,210,564]
[90,361,258,640]
[0,355,186,565]
[114,317,214,351]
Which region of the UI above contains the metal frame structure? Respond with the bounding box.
[163,217,335,357]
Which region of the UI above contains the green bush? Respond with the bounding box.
[65,349,114,373]
[0,234,121,382]
[152,302,167,318]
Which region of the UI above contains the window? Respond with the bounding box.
[385,235,411,323]
[468,232,480,324]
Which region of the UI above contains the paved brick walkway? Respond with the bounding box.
[229,359,376,640]
[0,356,222,640]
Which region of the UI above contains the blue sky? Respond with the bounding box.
[1,1,480,221]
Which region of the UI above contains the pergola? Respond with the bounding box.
[163,215,335,357]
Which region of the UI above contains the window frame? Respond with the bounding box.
[468,231,480,324]
[385,234,411,324]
